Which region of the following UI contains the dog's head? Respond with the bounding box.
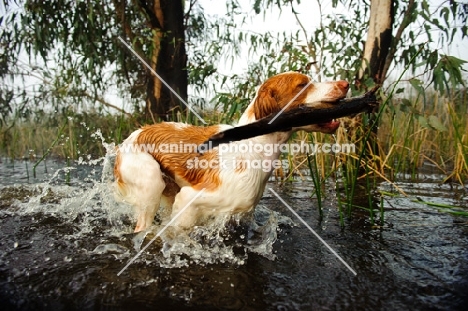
[252,72,349,133]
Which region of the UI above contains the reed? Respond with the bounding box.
[1,88,466,222]
[0,110,138,161]
[4,94,464,180]
[306,152,323,218]
[281,87,467,223]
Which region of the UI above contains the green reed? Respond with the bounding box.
[306,152,323,218]
[1,78,467,223]
[32,120,67,178]
[1,109,137,161]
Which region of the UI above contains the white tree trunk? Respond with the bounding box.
[359,0,393,84]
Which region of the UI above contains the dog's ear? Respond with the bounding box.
[253,87,279,119]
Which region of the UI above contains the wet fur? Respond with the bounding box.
[114,72,349,232]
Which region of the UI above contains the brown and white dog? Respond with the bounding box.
[114,72,349,232]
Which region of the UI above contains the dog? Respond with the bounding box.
[114,72,349,232]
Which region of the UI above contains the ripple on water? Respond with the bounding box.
[0,158,467,310]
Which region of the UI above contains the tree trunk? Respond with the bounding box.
[353,0,394,164]
[358,0,394,86]
[146,0,188,121]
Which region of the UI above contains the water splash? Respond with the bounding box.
[117,204,293,269]
[0,131,293,269]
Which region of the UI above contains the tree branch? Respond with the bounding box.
[291,1,321,76]
[200,86,380,151]
[80,91,133,118]
[184,0,198,26]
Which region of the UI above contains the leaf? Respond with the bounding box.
[427,51,439,69]
[445,55,467,68]
[433,55,467,94]
[432,66,446,94]
[427,115,448,132]
[399,98,413,113]
[399,99,421,114]
[409,78,424,94]
[440,7,450,24]
[421,0,430,13]
[416,115,430,129]
[253,0,262,14]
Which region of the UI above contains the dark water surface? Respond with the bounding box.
[0,158,467,310]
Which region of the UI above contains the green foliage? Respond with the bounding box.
[1,0,467,124]
[0,107,136,160]
[187,0,467,116]
[19,1,125,90]
[0,89,14,126]
[433,55,467,96]
[1,0,158,124]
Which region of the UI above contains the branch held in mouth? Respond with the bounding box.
[199,86,380,152]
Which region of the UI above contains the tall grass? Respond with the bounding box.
[1,88,467,221]
[4,92,465,180]
[378,90,468,183]
[0,109,138,161]
[289,89,468,223]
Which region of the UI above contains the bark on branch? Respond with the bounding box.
[200,86,380,151]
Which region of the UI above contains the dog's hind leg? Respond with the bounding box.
[169,186,225,228]
[169,186,202,229]
[115,151,165,232]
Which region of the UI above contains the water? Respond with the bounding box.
[0,157,467,310]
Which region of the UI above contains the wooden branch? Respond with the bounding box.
[184,0,198,26]
[199,86,380,151]
[80,91,133,118]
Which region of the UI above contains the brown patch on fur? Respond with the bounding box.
[114,151,124,189]
[135,123,223,190]
[253,72,313,119]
